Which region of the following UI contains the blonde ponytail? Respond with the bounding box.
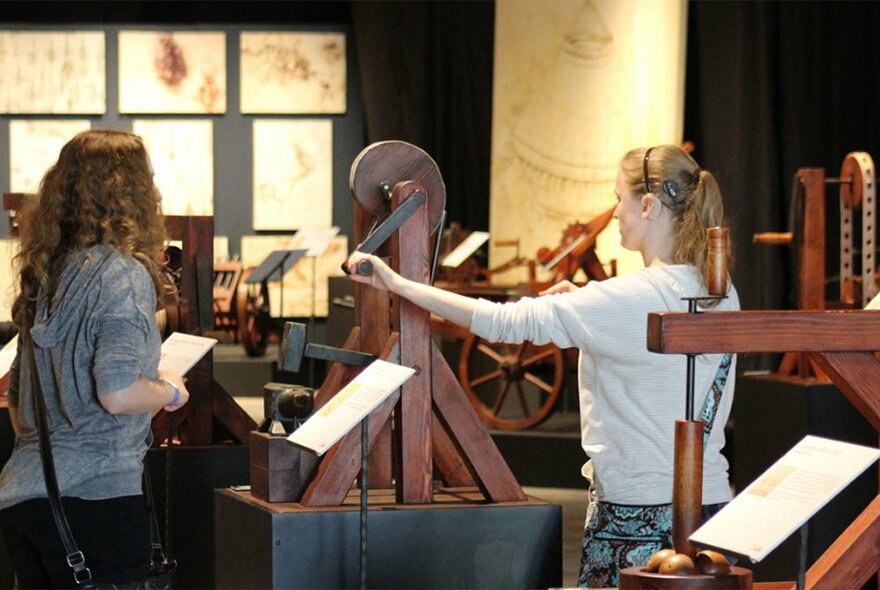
[621,145,729,290]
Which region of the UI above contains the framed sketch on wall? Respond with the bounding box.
[132,119,214,215]
[0,31,105,114]
[119,31,226,114]
[252,119,332,231]
[8,120,92,192]
[240,31,346,114]
[240,234,348,318]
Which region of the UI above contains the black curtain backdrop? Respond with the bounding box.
[351,0,494,233]
[685,0,880,321]
[353,0,880,370]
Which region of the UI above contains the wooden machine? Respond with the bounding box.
[214,142,560,589]
[645,309,880,589]
[754,151,877,379]
[211,259,272,357]
[620,228,753,589]
[432,208,616,430]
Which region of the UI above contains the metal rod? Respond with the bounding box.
[360,414,369,590]
[797,522,807,590]
[686,298,698,420]
[430,210,447,285]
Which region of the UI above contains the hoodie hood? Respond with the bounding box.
[30,245,119,349]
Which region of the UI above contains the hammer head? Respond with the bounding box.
[279,321,307,373]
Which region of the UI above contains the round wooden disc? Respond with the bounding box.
[840,151,873,208]
[349,141,446,235]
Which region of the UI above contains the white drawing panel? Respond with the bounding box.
[252,119,332,231]
[0,31,106,114]
[240,234,347,318]
[119,31,226,114]
[489,0,687,282]
[9,120,91,192]
[132,119,214,216]
[240,31,346,114]
[0,240,19,322]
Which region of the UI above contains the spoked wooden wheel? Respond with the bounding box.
[236,276,271,357]
[458,335,564,430]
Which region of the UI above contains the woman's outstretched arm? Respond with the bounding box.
[345,252,478,328]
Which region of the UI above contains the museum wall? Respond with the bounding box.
[0,1,366,322]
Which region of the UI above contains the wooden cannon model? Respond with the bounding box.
[432,208,616,430]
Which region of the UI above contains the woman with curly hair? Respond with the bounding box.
[0,129,189,588]
[346,144,739,587]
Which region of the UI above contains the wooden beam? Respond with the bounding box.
[647,310,880,354]
[805,495,880,590]
[430,341,526,502]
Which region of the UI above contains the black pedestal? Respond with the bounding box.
[215,488,562,589]
[732,373,877,582]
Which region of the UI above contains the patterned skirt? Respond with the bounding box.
[578,498,728,589]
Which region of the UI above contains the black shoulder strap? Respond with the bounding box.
[25,331,93,585]
[25,331,170,585]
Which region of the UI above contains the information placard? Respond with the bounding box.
[690,435,880,562]
[287,359,415,456]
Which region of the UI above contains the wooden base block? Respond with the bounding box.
[249,431,318,503]
[619,566,753,590]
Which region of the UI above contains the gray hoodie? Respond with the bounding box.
[0,244,160,510]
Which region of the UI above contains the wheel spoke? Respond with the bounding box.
[523,371,555,393]
[520,347,557,368]
[491,379,512,415]
[469,369,503,388]
[475,342,505,363]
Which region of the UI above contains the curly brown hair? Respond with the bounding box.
[12,129,167,330]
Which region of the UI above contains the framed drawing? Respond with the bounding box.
[0,31,105,114]
[240,31,346,114]
[8,120,91,192]
[119,30,226,114]
[132,119,214,216]
[252,119,332,231]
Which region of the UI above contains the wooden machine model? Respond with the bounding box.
[211,259,272,357]
[214,142,560,589]
[432,207,616,430]
[645,308,880,589]
[754,151,877,379]
[154,216,257,446]
[289,140,528,505]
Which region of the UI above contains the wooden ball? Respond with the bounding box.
[658,553,696,576]
[695,550,731,575]
[645,549,676,573]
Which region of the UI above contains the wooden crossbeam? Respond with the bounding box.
[647,310,880,354]
[648,308,880,585]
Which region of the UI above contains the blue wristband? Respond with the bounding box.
[160,378,181,406]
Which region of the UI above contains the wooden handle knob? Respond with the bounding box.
[707,227,728,296]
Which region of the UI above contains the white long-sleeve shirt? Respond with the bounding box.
[469,264,739,505]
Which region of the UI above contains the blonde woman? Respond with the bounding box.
[0,130,189,588]
[346,145,739,587]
